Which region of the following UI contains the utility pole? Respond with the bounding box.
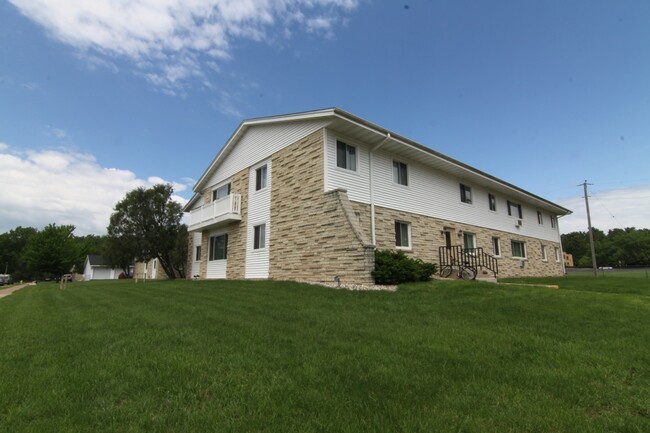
[581,180,598,276]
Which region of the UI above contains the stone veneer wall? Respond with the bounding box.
[269,129,375,285]
[350,201,564,278]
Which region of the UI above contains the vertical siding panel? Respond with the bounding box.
[245,160,271,278]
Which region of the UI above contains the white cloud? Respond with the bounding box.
[0,144,191,235]
[557,184,650,234]
[9,0,360,95]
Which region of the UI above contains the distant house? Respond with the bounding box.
[183,108,572,284]
[133,258,169,281]
[83,255,125,281]
[563,252,574,268]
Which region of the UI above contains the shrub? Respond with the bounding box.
[372,249,438,285]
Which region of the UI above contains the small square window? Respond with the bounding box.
[511,240,526,258]
[460,184,472,204]
[213,183,231,201]
[336,140,357,171]
[254,224,266,250]
[508,201,523,219]
[255,165,267,191]
[395,221,411,249]
[392,161,408,186]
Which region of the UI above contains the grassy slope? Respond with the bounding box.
[0,277,648,432]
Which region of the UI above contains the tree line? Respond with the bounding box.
[0,184,188,281]
[561,227,650,268]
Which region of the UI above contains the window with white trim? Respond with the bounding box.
[209,234,228,260]
[537,211,544,225]
[195,245,201,261]
[255,165,267,191]
[460,184,472,204]
[511,240,526,258]
[551,216,557,229]
[253,224,266,250]
[492,237,501,256]
[555,247,561,262]
[508,201,523,219]
[392,161,408,186]
[336,140,357,171]
[212,183,231,201]
[541,244,548,261]
[463,232,476,249]
[395,221,411,249]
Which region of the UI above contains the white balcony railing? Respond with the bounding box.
[189,193,241,229]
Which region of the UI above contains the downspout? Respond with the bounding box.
[369,133,391,246]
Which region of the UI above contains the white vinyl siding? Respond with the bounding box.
[323,127,562,243]
[191,232,202,277]
[207,120,328,189]
[246,160,271,278]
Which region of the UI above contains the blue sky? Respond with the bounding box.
[1,0,649,235]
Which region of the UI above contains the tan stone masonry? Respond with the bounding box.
[352,202,564,278]
[269,129,375,284]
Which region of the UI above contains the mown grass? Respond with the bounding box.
[0,276,649,432]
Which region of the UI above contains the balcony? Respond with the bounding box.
[188,194,242,231]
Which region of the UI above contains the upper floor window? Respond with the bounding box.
[551,216,557,229]
[537,211,544,225]
[212,182,231,201]
[336,140,357,171]
[395,221,411,249]
[255,165,267,191]
[392,161,408,186]
[508,201,523,219]
[460,184,472,204]
[488,193,497,211]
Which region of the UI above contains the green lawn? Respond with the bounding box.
[1,276,649,432]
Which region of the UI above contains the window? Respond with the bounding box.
[336,140,357,171]
[537,211,544,225]
[551,216,557,229]
[195,245,201,261]
[392,161,408,186]
[488,193,497,211]
[541,245,548,261]
[555,247,561,262]
[209,234,228,260]
[254,224,266,250]
[460,184,472,204]
[511,240,526,258]
[463,232,476,249]
[212,182,231,201]
[255,165,267,191]
[492,237,501,256]
[508,201,523,219]
[395,221,411,249]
